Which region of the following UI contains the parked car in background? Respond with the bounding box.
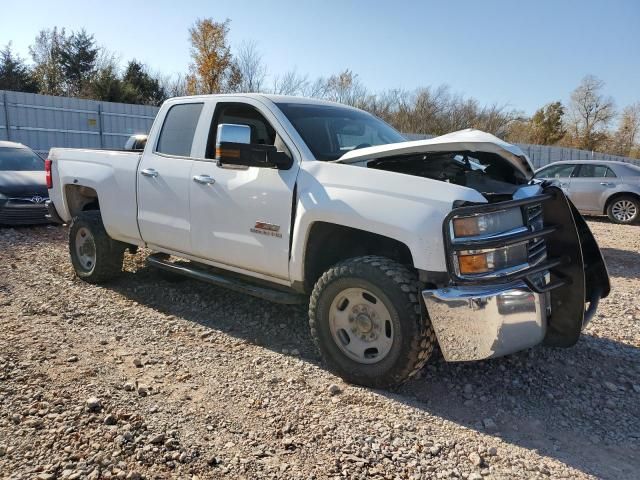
[534,160,640,224]
[124,134,148,151]
[0,141,49,226]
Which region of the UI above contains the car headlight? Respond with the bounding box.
[449,207,529,278]
[455,243,529,276]
[452,207,523,238]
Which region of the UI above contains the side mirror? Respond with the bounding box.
[218,123,251,145]
[215,123,292,170]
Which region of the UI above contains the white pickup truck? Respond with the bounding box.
[47,94,610,388]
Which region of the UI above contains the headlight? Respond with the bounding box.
[455,243,529,276]
[449,207,529,278]
[452,207,523,238]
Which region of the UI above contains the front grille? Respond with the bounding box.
[7,195,49,205]
[525,204,547,265]
[0,205,49,225]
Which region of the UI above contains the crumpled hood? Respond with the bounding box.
[336,128,535,180]
[0,171,48,197]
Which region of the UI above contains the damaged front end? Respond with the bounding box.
[422,184,610,361]
[338,129,610,361]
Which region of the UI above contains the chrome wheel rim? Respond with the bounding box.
[612,200,637,222]
[328,287,394,364]
[75,227,96,271]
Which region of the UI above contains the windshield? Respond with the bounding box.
[0,147,44,171]
[276,103,406,161]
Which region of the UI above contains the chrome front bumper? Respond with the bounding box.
[422,281,548,362]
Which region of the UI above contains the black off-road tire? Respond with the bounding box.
[309,255,436,389]
[69,211,125,284]
[606,195,640,225]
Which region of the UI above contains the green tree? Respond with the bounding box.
[529,101,566,144]
[29,27,67,95]
[122,60,167,105]
[86,65,125,102]
[0,43,38,92]
[59,29,98,95]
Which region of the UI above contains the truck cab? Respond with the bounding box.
[47,94,610,388]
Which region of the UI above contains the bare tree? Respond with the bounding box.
[568,75,615,151]
[323,69,368,107]
[236,40,267,93]
[304,76,330,98]
[608,103,640,156]
[271,69,308,95]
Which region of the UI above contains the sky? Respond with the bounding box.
[1,0,638,114]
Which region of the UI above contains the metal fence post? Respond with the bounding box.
[2,91,10,141]
[97,103,104,148]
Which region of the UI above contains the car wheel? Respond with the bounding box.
[69,211,125,283]
[607,196,640,224]
[309,256,436,389]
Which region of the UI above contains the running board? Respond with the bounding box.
[146,255,306,305]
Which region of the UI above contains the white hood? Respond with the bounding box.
[336,129,535,180]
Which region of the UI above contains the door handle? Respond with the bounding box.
[193,174,215,185]
[140,168,159,178]
[599,182,614,187]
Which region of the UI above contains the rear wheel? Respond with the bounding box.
[69,211,125,283]
[309,256,436,389]
[607,195,639,224]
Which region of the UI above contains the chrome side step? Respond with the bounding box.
[146,255,306,305]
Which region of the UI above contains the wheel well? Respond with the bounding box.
[303,222,414,292]
[604,192,640,214]
[64,185,100,216]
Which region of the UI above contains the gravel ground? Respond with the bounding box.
[0,219,638,480]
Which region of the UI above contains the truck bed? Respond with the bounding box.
[48,148,143,245]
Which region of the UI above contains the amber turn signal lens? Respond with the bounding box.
[458,253,489,275]
[453,217,480,237]
[215,147,241,159]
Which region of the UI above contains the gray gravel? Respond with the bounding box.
[0,220,638,479]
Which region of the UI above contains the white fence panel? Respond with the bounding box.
[0,90,159,155]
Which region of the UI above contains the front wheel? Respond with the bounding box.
[69,211,125,283]
[607,195,639,224]
[309,256,436,389]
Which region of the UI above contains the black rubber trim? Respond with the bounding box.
[583,289,602,325]
[45,200,65,224]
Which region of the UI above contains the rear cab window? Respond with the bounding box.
[155,103,204,157]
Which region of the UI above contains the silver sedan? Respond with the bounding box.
[534,160,640,224]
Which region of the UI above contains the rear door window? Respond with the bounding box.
[155,103,204,157]
[575,164,615,178]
